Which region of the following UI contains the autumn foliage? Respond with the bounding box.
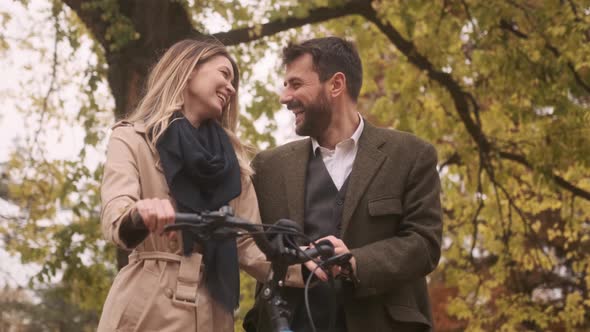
[1,0,589,331]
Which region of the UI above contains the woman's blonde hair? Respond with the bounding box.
[127,38,253,176]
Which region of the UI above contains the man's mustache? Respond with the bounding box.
[286,100,304,110]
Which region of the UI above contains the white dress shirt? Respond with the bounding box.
[311,114,365,190]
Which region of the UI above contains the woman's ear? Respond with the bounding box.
[329,72,346,98]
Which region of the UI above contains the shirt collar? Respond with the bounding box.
[312,113,364,155]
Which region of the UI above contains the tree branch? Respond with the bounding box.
[499,151,590,200]
[31,8,60,163]
[213,0,372,46]
[469,159,485,262]
[61,0,109,50]
[361,7,491,153]
[500,19,590,94]
[438,152,461,171]
[362,6,590,201]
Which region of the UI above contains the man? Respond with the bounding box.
[246,37,442,332]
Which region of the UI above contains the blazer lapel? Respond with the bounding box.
[282,139,312,228]
[341,123,387,235]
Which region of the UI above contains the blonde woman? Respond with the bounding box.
[97,39,304,332]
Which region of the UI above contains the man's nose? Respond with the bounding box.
[279,89,292,105]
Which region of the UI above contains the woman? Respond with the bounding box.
[97,39,303,332]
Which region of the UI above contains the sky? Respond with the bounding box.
[0,0,300,288]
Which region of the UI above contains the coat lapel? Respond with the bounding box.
[283,139,312,228]
[341,123,387,235]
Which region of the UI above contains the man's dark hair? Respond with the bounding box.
[282,37,363,101]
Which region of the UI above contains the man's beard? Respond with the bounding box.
[288,92,331,138]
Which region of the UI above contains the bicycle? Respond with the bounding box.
[131,206,354,332]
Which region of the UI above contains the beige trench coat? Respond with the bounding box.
[97,121,303,332]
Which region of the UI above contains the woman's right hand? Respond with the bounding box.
[135,198,176,238]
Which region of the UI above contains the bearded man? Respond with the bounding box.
[246,36,443,332]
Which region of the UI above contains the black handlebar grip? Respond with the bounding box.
[299,240,335,261]
[175,212,203,223]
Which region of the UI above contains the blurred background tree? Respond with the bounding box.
[0,284,98,332]
[0,0,588,331]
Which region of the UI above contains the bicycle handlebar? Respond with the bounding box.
[168,212,335,265]
[130,207,337,265]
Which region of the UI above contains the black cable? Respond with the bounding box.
[220,220,316,244]
[240,230,301,237]
[305,264,325,332]
[290,235,345,332]
[255,223,315,244]
[327,274,337,332]
[316,258,346,332]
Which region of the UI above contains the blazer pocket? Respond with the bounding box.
[386,304,431,330]
[368,197,403,217]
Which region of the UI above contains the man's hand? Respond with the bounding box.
[301,236,357,281]
[315,235,357,277]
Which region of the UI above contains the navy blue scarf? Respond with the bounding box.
[156,113,241,312]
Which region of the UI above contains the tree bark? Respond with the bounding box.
[64,0,197,119]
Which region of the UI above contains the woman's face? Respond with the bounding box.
[183,55,236,124]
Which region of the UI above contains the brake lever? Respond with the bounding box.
[320,253,352,269]
[324,253,360,286]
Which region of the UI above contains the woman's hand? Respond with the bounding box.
[135,198,176,239]
[303,258,329,282]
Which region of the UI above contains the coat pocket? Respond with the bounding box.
[386,304,431,331]
[368,197,403,217]
[116,260,160,331]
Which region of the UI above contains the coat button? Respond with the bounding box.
[164,288,173,299]
[336,200,343,206]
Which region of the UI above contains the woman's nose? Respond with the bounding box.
[226,83,236,96]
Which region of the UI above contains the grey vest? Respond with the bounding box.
[292,148,349,331]
[303,149,349,241]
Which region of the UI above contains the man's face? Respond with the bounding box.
[280,54,332,137]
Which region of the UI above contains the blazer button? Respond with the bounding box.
[164,288,173,299]
[336,200,343,206]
